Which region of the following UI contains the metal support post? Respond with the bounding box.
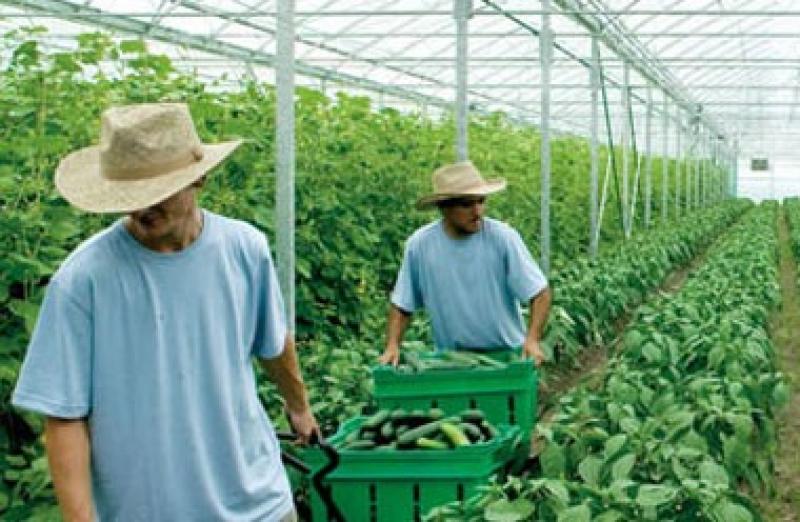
[276,0,295,329]
[675,109,681,217]
[696,127,702,208]
[734,139,739,197]
[454,0,471,161]
[589,34,600,258]
[645,85,652,227]
[621,62,630,237]
[540,0,552,273]
[661,94,669,222]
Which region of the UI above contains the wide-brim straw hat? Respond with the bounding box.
[55,102,241,213]
[416,161,506,210]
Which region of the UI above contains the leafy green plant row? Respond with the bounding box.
[429,204,787,521]
[542,199,749,367]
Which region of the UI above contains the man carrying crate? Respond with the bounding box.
[379,161,552,366]
[12,103,317,522]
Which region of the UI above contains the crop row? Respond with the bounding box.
[545,199,749,366]
[430,204,787,521]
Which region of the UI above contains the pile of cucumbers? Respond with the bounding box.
[342,408,500,451]
[394,350,509,374]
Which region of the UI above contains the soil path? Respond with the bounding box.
[759,207,800,521]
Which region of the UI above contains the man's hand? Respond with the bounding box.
[522,338,546,367]
[287,406,321,445]
[378,345,400,366]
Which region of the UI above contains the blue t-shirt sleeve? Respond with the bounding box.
[505,228,548,303]
[252,238,288,360]
[12,280,92,419]
[390,240,423,313]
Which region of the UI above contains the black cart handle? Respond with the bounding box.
[278,432,345,522]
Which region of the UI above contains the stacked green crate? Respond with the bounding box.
[300,417,521,522]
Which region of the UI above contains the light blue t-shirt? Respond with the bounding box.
[12,210,293,521]
[391,217,548,350]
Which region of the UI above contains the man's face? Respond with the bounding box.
[127,183,199,240]
[440,196,487,235]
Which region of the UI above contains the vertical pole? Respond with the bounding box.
[675,108,681,217]
[686,124,692,213]
[276,0,295,329]
[733,138,739,198]
[621,62,630,237]
[589,34,600,258]
[454,0,470,162]
[645,85,652,227]
[695,128,701,207]
[661,94,669,222]
[540,0,552,274]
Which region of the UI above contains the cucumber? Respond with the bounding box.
[416,437,449,450]
[473,353,507,369]
[380,421,395,441]
[390,408,408,421]
[363,410,391,430]
[441,422,471,447]
[480,420,499,440]
[396,420,442,447]
[459,409,485,423]
[428,408,445,420]
[344,440,376,450]
[459,422,484,442]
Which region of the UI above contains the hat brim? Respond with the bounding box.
[415,179,507,210]
[55,140,242,213]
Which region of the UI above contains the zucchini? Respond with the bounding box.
[441,422,471,447]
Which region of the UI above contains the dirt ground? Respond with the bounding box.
[759,208,800,521]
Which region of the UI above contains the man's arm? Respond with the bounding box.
[45,417,93,522]
[379,304,412,366]
[523,287,552,366]
[259,335,320,444]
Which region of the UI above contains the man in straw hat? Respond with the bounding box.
[380,161,551,365]
[12,103,316,522]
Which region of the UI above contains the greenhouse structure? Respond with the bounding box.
[1,1,799,521]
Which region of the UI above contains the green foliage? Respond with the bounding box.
[431,204,784,520]
[0,28,738,517]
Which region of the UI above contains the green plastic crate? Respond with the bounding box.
[371,350,538,435]
[300,416,521,522]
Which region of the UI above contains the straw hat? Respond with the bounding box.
[55,103,241,213]
[416,161,507,209]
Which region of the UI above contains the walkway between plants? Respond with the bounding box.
[760,207,800,521]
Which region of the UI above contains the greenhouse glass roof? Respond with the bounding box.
[3,0,800,159]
